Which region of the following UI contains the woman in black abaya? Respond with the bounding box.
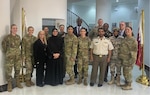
[44,28,64,86]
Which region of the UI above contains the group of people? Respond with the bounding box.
[1,18,138,92]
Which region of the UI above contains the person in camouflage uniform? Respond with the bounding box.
[88,19,103,40]
[77,28,91,86]
[22,26,37,87]
[108,28,123,86]
[2,24,23,92]
[43,26,51,40]
[119,26,137,90]
[64,25,78,85]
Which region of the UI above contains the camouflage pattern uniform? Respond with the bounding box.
[46,34,51,40]
[64,34,78,85]
[119,37,138,90]
[88,26,100,40]
[2,34,23,89]
[108,36,123,85]
[22,34,37,86]
[77,36,90,85]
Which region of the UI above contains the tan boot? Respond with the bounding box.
[7,81,12,92]
[108,76,115,85]
[26,80,31,87]
[16,79,23,88]
[30,79,35,86]
[77,77,82,84]
[122,82,132,90]
[116,75,120,86]
[83,78,88,86]
[66,76,75,85]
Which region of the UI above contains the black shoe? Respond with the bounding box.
[37,84,44,87]
[98,84,102,87]
[104,78,108,82]
[90,83,94,86]
[74,74,78,78]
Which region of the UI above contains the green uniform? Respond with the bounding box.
[88,26,99,40]
[22,34,37,80]
[64,34,78,78]
[2,34,21,82]
[119,37,137,83]
[109,36,123,76]
[77,36,90,79]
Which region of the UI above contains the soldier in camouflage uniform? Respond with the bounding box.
[22,26,37,87]
[2,24,23,92]
[88,19,103,40]
[43,26,51,40]
[77,28,91,86]
[119,26,137,90]
[108,28,123,86]
[64,25,78,85]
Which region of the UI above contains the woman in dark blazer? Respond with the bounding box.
[33,31,47,87]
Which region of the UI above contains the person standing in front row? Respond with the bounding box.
[119,27,137,90]
[45,28,64,86]
[22,26,37,87]
[2,24,23,92]
[108,28,123,86]
[90,28,114,87]
[64,25,78,85]
[77,28,91,86]
[33,31,47,87]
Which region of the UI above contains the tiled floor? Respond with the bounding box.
[0,65,150,95]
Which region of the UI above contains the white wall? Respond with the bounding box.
[11,0,67,37]
[0,0,10,85]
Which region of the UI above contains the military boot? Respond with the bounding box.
[30,79,35,86]
[120,83,127,87]
[66,76,75,85]
[16,79,23,88]
[77,76,82,84]
[7,81,12,92]
[116,75,120,86]
[122,82,132,90]
[26,80,31,87]
[83,78,88,86]
[108,76,115,85]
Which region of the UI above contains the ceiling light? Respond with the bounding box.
[116,0,119,2]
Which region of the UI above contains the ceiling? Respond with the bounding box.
[68,0,138,6]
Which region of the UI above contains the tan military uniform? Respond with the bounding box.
[90,37,114,85]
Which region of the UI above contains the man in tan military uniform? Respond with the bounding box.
[88,19,103,40]
[90,28,114,87]
[119,27,137,90]
[64,25,78,85]
[2,24,23,92]
[77,28,91,86]
[22,26,37,87]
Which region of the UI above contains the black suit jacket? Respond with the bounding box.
[33,39,47,63]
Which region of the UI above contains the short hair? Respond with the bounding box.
[11,24,17,29]
[43,26,49,30]
[76,17,82,22]
[52,28,58,32]
[59,24,65,28]
[80,27,87,32]
[98,28,104,32]
[113,28,119,32]
[28,26,34,31]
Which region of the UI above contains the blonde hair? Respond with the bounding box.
[38,31,47,45]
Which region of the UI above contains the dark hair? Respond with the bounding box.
[59,24,65,28]
[52,28,58,32]
[28,26,34,31]
[80,27,87,32]
[43,26,49,30]
[67,25,74,29]
[11,24,17,29]
[98,28,104,32]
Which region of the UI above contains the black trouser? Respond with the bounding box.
[104,63,109,79]
[36,62,45,85]
[74,63,78,75]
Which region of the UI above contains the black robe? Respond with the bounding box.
[44,35,63,86]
